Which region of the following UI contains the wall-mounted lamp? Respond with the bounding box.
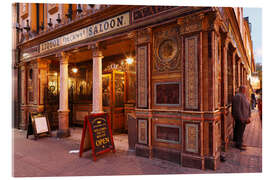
[66,4,73,21]
[48,18,53,27]
[40,22,44,31]
[23,19,30,32]
[126,57,134,65]
[56,14,61,24]
[16,23,23,32]
[77,4,83,14]
[89,4,95,8]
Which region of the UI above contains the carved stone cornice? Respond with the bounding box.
[57,52,71,64]
[136,27,152,45]
[89,42,104,58]
[202,11,220,32]
[177,13,204,34]
[220,32,229,49]
[127,31,137,41]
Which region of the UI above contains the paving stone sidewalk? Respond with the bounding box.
[12,110,262,177]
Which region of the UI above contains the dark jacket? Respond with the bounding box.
[232,93,251,124]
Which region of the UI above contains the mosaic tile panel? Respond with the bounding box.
[185,36,198,110]
[185,123,199,153]
[137,45,148,108]
[138,119,148,145]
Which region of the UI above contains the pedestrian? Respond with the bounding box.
[232,85,251,150]
[251,93,256,109]
[257,93,262,121]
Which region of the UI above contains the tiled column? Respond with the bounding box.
[236,59,241,89]
[91,45,104,114]
[220,32,229,151]
[232,49,236,96]
[57,52,70,138]
[221,34,228,106]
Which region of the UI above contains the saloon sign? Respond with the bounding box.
[40,12,130,53]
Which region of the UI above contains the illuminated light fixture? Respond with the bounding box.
[72,67,78,73]
[54,72,58,76]
[22,53,30,58]
[126,57,134,65]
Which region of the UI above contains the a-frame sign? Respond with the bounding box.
[79,112,115,161]
[26,113,51,140]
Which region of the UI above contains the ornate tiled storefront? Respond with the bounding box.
[134,10,230,170]
[15,4,253,170]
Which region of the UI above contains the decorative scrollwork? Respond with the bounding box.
[153,26,181,73]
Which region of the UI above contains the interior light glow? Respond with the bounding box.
[72,67,78,73]
[126,57,134,64]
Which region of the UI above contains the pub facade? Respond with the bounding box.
[12,3,255,170]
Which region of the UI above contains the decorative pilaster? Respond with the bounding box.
[235,58,240,89]
[232,49,237,96]
[221,32,229,106]
[237,61,241,87]
[220,32,229,151]
[57,52,70,138]
[91,43,104,114]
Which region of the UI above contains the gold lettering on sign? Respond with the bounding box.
[92,118,110,147]
[40,12,130,53]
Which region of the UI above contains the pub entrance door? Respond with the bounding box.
[102,70,126,132]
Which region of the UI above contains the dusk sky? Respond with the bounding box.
[243,8,262,65]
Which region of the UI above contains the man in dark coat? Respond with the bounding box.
[232,85,251,150]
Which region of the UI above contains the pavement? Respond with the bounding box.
[12,110,262,177]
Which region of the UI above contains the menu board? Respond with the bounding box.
[27,113,51,140]
[34,116,49,134]
[90,116,113,153]
[79,113,115,161]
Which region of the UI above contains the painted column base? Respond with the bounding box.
[135,144,150,158]
[57,129,71,138]
[204,153,220,170]
[152,147,181,164]
[222,139,230,152]
[181,153,220,170]
[57,110,70,138]
[181,153,204,169]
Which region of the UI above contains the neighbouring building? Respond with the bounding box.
[12,3,255,170]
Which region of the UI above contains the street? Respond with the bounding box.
[12,110,262,177]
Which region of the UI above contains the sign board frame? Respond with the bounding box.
[26,112,52,140]
[79,112,115,161]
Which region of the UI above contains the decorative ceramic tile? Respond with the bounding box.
[185,123,199,153]
[138,119,148,144]
[153,26,181,73]
[185,36,198,110]
[137,45,148,108]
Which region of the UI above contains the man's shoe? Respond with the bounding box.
[241,144,247,148]
[236,145,246,151]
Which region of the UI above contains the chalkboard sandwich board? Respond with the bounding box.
[79,112,115,161]
[26,113,52,140]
